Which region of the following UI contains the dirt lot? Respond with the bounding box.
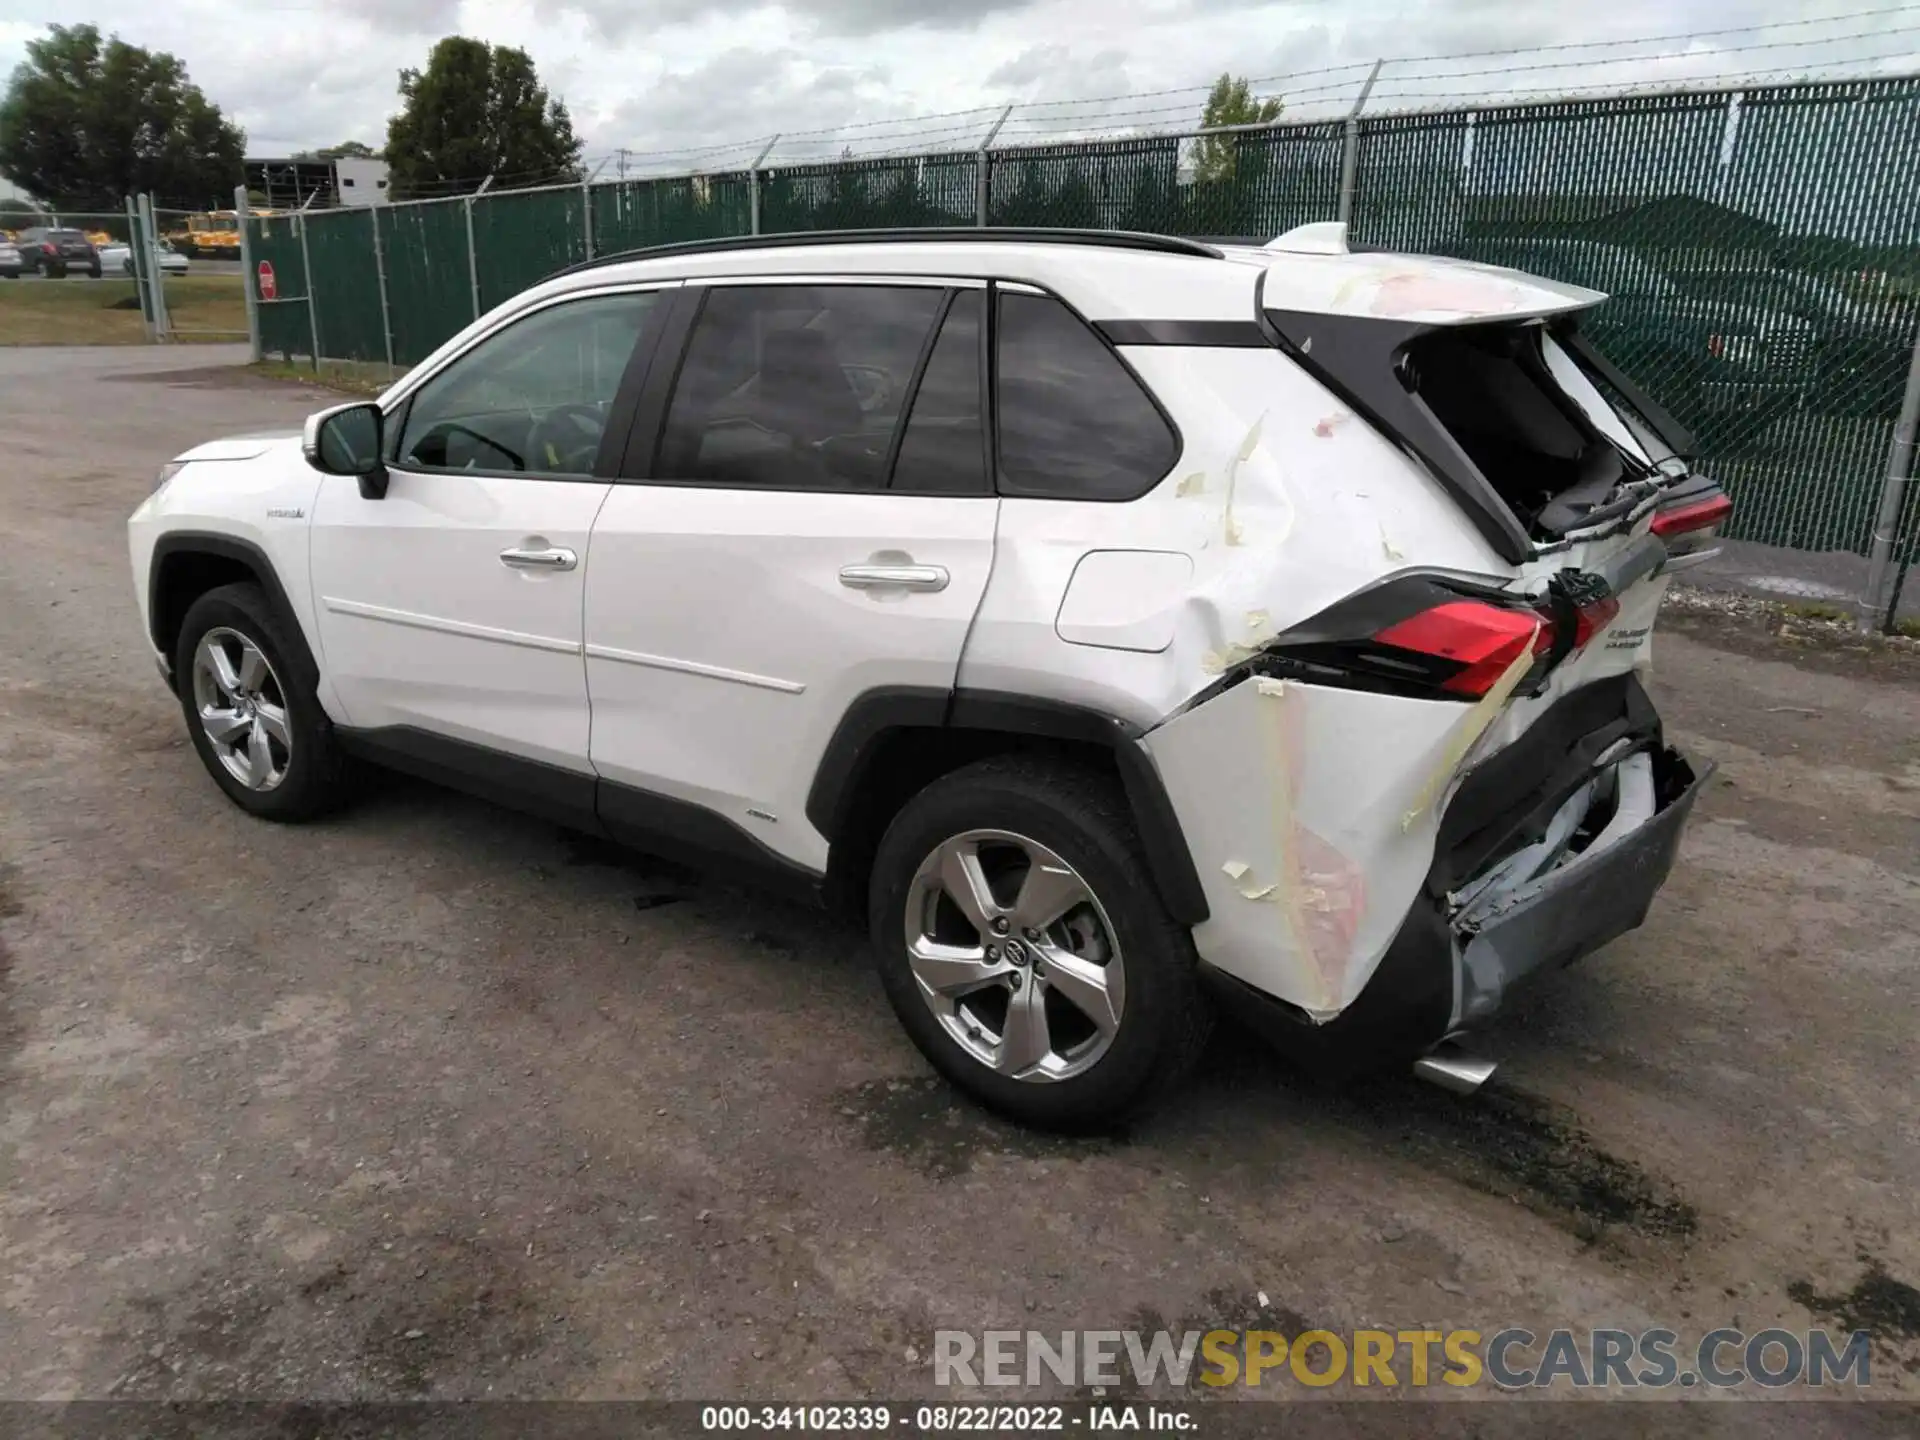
[1,346,1917,1418]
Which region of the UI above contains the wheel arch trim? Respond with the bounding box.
[806,686,1211,926]
[148,531,319,694]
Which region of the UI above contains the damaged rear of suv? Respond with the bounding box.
[1128,228,1720,1097]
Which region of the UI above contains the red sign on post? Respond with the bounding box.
[257,260,277,301]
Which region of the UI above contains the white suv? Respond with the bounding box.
[128,225,1727,1127]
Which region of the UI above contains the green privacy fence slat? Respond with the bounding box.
[243,74,1920,559]
[304,208,386,365]
[592,173,753,255]
[472,186,590,312]
[761,154,977,231]
[378,201,476,366]
[249,212,313,361]
[987,137,1181,229]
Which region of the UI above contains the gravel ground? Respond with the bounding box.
[1,347,1917,1417]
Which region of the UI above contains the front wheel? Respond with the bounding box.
[868,757,1212,1130]
[174,582,349,821]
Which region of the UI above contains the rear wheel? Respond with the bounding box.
[869,757,1212,1130]
[174,583,349,821]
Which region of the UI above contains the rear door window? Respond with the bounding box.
[656,284,945,491]
[889,291,987,495]
[995,291,1177,501]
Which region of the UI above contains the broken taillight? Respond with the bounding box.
[1374,601,1542,699]
[1532,594,1620,658]
[1651,492,1733,538]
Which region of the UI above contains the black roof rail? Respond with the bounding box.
[551,227,1221,280]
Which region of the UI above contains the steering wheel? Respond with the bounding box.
[526,403,607,475]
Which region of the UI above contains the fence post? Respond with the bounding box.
[465,175,493,320]
[370,208,396,382]
[1858,322,1920,632]
[125,195,155,342]
[748,134,781,237]
[139,194,171,341]
[234,184,261,362]
[976,105,1014,227]
[1337,59,1384,227]
[296,200,320,370]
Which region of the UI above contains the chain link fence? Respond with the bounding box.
[239,74,1920,587]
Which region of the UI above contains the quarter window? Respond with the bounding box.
[656,285,944,490]
[994,291,1178,501]
[396,290,661,477]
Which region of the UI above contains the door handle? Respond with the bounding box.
[499,546,578,572]
[838,564,949,593]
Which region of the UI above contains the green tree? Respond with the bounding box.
[385,37,581,197]
[1194,73,1283,186]
[0,24,245,210]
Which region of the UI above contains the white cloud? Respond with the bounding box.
[0,0,1911,166]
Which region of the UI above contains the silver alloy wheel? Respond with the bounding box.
[904,829,1126,1082]
[191,627,292,792]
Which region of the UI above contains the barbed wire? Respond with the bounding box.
[239,12,1920,202]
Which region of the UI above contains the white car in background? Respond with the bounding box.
[0,239,21,278]
[126,225,1730,1128]
[99,240,189,277]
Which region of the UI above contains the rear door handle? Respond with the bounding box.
[499,546,578,571]
[838,564,950,593]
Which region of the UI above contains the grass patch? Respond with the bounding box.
[1781,600,1852,624]
[249,358,401,397]
[0,275,246,345]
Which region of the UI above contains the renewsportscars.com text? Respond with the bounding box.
[933,1326,1874,1390]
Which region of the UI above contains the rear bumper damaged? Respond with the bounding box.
[1153,670,1709,1075]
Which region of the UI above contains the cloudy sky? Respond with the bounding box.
[1,0,1916,174]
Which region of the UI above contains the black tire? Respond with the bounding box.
[173,582,349,821]
[868,756,1212,1130]
[87,263,101,279]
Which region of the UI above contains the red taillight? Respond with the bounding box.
[1533,594,1622,657]
[1375,601,1540,698]
[1651,493,1733,538]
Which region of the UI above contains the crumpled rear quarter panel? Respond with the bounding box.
[1143,668,1530,1019]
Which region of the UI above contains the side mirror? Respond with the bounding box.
[302,401,389,499]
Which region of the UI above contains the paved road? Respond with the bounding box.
[0,347,1916,1417]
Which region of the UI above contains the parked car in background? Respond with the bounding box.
[0,240,21,279]
[12,227,102,278]
[1668,266,1918,416]
[98,239,190,277]
[1462,238,1816,443]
